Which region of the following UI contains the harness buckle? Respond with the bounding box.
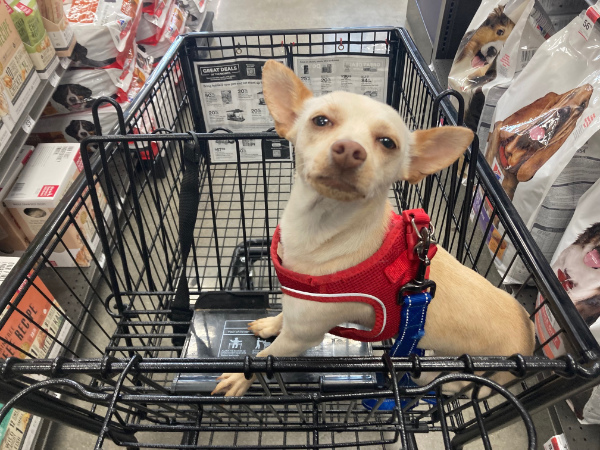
[398,217,437,303]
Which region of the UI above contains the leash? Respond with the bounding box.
[363,210,437,411]
[391,210,436,358]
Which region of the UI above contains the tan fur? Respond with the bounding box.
[212,60,535,397]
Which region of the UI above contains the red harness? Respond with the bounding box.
[271,209,437,342]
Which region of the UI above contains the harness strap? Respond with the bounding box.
[389,292,432,358]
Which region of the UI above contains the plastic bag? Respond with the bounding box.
[472,12,600,283]
[449,0,554,131]
[66,0,143,68]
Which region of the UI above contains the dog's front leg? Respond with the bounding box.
[248,313,283,338]
[211,326,325,397]
[212,297,330,397]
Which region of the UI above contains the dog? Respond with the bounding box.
[211,60,535,397]
[453,6,514,130]
[455,6,514,84]
[65,120,99,153]
[553,222,600,326]
[53,84,93,111]
[486,84,593,200]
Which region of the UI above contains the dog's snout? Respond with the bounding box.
[331,140,367,169]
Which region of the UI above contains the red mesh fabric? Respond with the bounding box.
[271,210,435,342]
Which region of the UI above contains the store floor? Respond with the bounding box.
[39,1,556,449]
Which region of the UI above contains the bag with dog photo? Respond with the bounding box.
[66,0,143,69]
[43,66,132,116]
[448,0,554,131]
[475,11,600,284]
[534,173,600,423]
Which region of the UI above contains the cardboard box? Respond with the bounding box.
[0,145,32,257]
[6,0,59,79]
[4,143,107,267]
[0,81,14,155]
[38,0,76,57]
[0,255,68,450]
[0,2,40,121]
[42,16,75,57]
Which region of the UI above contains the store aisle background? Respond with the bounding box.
[39,1,555,449]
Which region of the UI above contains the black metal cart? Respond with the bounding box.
[0,28,599,450]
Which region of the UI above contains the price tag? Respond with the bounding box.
[580,5,600,41]
[49,72,60,87]
[60,57,70,70]
[22,115,34,134]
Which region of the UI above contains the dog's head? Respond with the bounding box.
[66,120,96,141]
[554,222,600,303]
[480,6,514,42]
[54,84,93,110]
[261,60,473,202]
[489,84,593,182]
[457,6,514,64]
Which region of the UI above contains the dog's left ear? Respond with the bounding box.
[262,60,313,139]
[404,127,474,184]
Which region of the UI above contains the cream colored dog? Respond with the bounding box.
[212,60,535,397]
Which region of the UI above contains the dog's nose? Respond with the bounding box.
[331,140,367,169]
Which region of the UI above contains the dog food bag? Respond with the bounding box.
[43,61,134,116]
[535,173,600,359]
[66,0,143,69]
[137,0,186,47]
[473,12,600,284]
[0,1,40,122]
[449,0,555,130]
[0,145,32,257]
[126,46,153,101]
[534,173,600,424]
[30,104,122,148]
[38,0,76,57]
[6,0,59,78]
[0,256,68,450]
[4,143,109,267]
[179,0,205,31]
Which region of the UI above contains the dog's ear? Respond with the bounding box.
[405,127,474,184]
[262,60,312,139]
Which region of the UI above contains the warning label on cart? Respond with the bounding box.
[217,320,272,357]
[293,55,389,103]
[194,58,291,163]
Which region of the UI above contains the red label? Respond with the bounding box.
[21,149,33,165]
[4,2,13,14]
[38,185,59,198]
[500,54,510,68]
[15,2,33,15]
[73,150,83,172]
[587,5,600,23]
[583,113,596,128]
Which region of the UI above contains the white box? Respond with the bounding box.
[544,434,569,450]
[0,145,32,256]
[4,143,106,267]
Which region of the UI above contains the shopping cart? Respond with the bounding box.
[1,28,599,450]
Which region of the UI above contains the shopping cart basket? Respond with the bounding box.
[1,28,599,450]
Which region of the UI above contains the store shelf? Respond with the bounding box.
[549,399,600,449]
[0,58,70,173]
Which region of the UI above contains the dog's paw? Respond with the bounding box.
[211,373,255,397]
[248,317,281,338]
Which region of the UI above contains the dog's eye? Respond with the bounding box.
[378,137,396,149]
[312,115,331,127]
[496,29,505,36]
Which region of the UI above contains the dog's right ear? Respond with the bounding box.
[262,60,312,139]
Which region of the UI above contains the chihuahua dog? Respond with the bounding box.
[212,60,535,397]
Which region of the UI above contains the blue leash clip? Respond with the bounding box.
[362,292,435,411]
[363,215,437,412]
